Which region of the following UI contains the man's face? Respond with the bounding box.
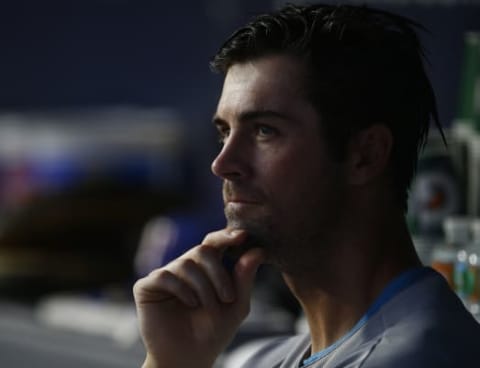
[211,55,348,272]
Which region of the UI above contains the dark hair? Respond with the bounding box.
[210,3,445,212]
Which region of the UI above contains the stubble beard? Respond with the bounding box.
[224,204,277,255]
[222,179,345,275]
[224,201,327,273]
[222,181,276,253]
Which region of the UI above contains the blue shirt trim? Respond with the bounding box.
[301,267,433,367]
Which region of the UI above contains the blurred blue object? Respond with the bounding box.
[134,213,216,277]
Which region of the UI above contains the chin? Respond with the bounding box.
[227,216,271,243]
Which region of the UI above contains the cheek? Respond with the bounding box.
[260,150,319,197]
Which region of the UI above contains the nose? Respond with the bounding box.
[211,133,250,180]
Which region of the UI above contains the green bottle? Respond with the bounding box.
[457,33,480,128]
[453,33,480,216]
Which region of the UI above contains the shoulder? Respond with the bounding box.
[363,320,480,367]
[363,271,480,367]
[222,334,308,368]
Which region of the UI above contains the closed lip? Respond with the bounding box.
[226,198,259,204]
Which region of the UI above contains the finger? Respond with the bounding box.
[202,229,248,250]
[234,248,266,305]
[174,258,219,308]
[194,244,236,303]
[133,270,199,308]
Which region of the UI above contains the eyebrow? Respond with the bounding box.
[212,109,293,126]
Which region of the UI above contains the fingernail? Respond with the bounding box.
[230,229,242,236]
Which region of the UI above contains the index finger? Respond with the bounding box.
[201,229,248,250]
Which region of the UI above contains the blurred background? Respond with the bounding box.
[0,0,478,367]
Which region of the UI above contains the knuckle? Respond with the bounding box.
[202,229,227,245]
[132,278,143,295]
[178,257,198,270]
[196,243,217,259]
[202,231,217,244]
[150,268,174,284]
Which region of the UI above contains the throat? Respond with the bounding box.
[301,290,369,353]
[288,261,426,357]
[283,264,370,352]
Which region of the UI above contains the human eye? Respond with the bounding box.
[216,123,230,145]
[256,124,278,140]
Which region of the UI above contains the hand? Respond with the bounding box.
[133,229,265,368]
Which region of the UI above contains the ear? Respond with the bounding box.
[347,124,393,185]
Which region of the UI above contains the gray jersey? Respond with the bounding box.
[239,268,480,367]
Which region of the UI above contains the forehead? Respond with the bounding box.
[216,55,312,120]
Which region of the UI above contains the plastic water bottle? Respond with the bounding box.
[467,219,480,317]
[432,217,470,290]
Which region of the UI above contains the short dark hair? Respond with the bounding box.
[211,3,445,212]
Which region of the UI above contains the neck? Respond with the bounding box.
[283,209,421,354]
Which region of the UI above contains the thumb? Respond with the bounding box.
[233,248,266,303]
